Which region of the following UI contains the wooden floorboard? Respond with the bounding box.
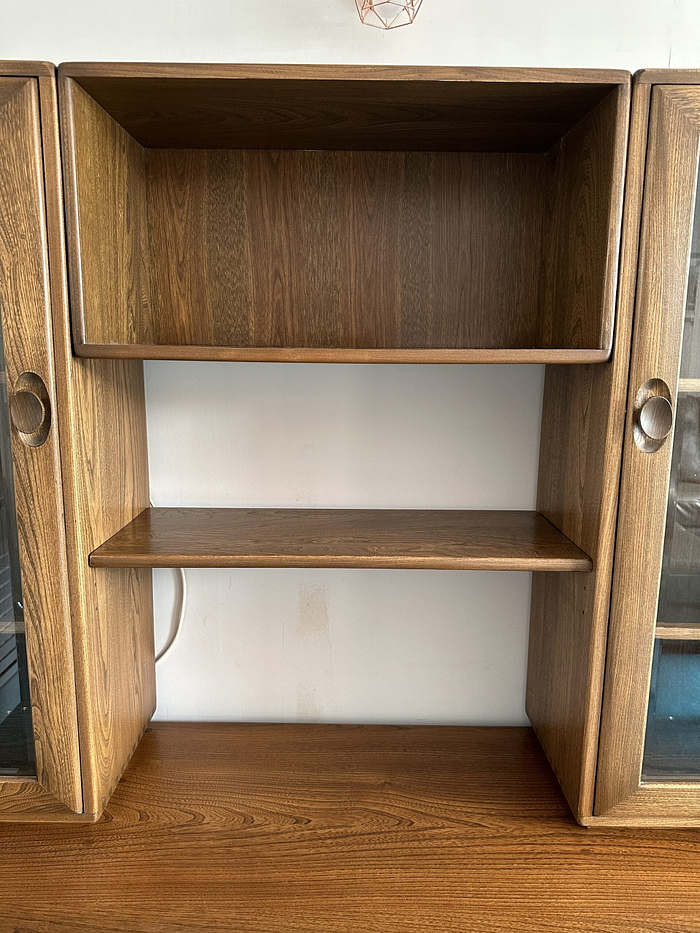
[89,508,593,572]
[2,723,700,932]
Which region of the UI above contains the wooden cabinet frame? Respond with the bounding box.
[15,62,700,829]
[0,62,154,822]
[1,61,637,824]
[594,74,700,826]
[0,61,83,819]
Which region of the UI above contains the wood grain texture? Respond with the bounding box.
[4,722,700,932]
[44,71,157,818]
[89,507,593,572]
[61,79,151,348]
[144,149,546,351]
[637,69,700,86]
[59,62,628,151]
[595,86,700,820]
[0,61,54,78]
[655,624,700,640]
[538,85,629,351]
[526,83,641,823]
[0,779,97,822]
[60,66,627,361]
[0,75,82,812]
[74,345,612,364]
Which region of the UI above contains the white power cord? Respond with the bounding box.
[150,500,188,664]
[155,566,187,663]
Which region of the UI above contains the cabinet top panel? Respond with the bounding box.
[636,69,700,85]
[58,63,629,152]
[0,61,53,78]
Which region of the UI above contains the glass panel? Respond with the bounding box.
[0,338,34,776]
[643,162,700,780]
[643,641,700,780]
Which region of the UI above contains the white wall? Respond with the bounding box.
[2,0,700,725]
[147,363,542,723]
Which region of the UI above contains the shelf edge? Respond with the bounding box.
[75,344,612,365]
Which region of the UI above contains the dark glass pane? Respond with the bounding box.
[643,640,700,780]
[0,351,34,775]
[642,160,700,780]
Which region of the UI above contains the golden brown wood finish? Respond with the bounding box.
[75,345,612,363]
[538,85,629,352]
[637,69,700,86]
[0,61,54,78]
[62,63,627,150]
[4,721,700,932]
[41,70,156,817]
[62,80,151,348]
[526,83,642,823]
[89,507,593,572]
[0,781,97,822]
[59,66,628,361]
[145,149,546,351]
[655,624,700,640]
[0,71,82,813]
[595,85,700,820]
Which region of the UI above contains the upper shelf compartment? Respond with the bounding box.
[58,65,630,363]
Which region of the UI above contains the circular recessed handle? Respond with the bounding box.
[638,395,674,441]
[633,378,674,453]
[9,373,51,447]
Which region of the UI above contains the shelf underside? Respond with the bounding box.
[89,508,592,571]
[75,344,612,363]
[2,722,699,931]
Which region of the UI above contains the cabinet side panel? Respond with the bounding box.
[65,360,154,815]
[527,84,648,822]
[0,77,82,813]
[539,85,629,352]
[49,77,155,816]
[61,77,151,349]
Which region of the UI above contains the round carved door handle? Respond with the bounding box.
[638,395,674,441]
[9,373,51,447]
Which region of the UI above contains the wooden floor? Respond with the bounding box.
[3,723,700,933]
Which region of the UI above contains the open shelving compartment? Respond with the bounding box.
[60,64,628,365]
[57,64,631,825]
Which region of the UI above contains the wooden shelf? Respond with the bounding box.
[89,507,592,571]
[74,344,612,364]
[2,722,698,930]
[656,623,700,640]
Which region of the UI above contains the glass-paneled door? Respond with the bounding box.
[644,171,700,779]
[597,84,700,819]
[0,351,34,776]
[0,72,82,813]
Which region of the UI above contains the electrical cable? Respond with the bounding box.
[155,567,187,663]
[150,500,188,663]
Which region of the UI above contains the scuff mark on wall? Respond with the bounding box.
[294,582,337,721]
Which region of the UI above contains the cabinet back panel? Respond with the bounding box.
[145,149,545,350]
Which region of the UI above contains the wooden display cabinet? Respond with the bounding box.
[8,61,699,828]
[0,62,154,822]
[55,63,631,826]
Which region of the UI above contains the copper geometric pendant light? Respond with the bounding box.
[355,0,424,28]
